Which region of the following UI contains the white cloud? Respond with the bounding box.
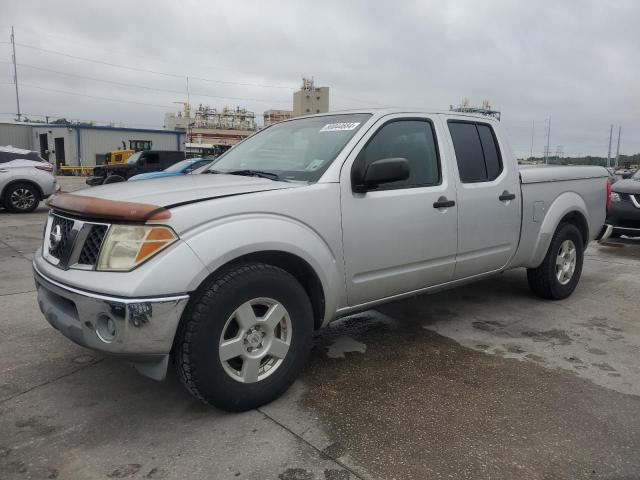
[1,0,638,157]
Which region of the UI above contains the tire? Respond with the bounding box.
[103,175,125,184]
[527,223,584,300]
[175,263,314,411]
[3,183,40,213]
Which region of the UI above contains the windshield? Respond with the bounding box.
[207,114,371,182]
[632,170,640,180]
[126,152,142,164]
[165,159,198,173]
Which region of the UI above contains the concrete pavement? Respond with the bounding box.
[0,177,638,479]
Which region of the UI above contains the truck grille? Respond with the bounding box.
[78,225,108,265]
[44,213,110,270]
[48,215,74,260]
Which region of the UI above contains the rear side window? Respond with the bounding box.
[144,153,159,164]
[354,119,441,189]
[448,121,502,183]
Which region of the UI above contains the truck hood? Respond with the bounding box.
[612,178,640,194]
[72,173,300,208]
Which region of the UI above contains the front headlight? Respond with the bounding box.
[611,192,621,202]
[97,225,178,272]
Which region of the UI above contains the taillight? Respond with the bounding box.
[606,180,612,211]
[35,164,53,172]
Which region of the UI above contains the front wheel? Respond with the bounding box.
[3,183,40,213]
[527,223,584,300]
[175,263,314,411]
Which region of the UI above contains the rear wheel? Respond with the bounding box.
[103,175,125,184]
[3,183,40,213]
[527,223,584,300]
[175,263,314,411]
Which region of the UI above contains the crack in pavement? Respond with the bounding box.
[0,237,35,263]
[257,407,367,480]
[0,359,105,405]
[0,289,36,297]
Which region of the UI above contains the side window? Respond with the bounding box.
[448,121,503,183]
[355,120,440,189]
[144,153,159,164]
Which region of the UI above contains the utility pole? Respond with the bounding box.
[607,124,613,168]
[10,26,21,122]
[544,117,551,164]
[529,120,534,161]
[614,126,621,168]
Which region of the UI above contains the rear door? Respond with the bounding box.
[446,119,521,279]
[340,114,458,306]
[140,152,160,172]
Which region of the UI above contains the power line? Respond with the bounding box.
[15,42,297,90]
[19,83,175,108]
[17,82,291,109]
[0,61,291,103]
[16,42,183,78]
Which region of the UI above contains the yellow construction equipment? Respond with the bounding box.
[105,140,152,165]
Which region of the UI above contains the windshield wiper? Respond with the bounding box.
[227,169,284,181]
[203,168,287,182]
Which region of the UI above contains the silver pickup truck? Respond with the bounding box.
[34,109,609,411]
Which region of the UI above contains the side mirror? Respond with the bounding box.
[353,157,410,192]
[184,168,193,174]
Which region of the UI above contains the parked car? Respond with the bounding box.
[0,146,57,213]
[603,169,640,238]
[34,109,608,411]
[128,157,213,182]
[86,150,186,185]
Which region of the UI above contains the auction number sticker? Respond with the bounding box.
[320,122,360,132]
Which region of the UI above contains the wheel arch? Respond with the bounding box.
[528,192,589,267]
[1,179,44,200]
[207,251,326,330]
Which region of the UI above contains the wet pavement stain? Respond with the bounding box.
[325,335,366,358]
[108,464,142,478]
[278,468,315,480]
[521,329,573,345]
[592,362,616,372]
[586,348,607,355]
[302,314,640,480]
[323,469,349,480]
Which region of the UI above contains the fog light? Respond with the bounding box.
[96,314,117,343]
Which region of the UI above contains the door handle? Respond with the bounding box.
[0,169,8,173]
[433,198,455,209]
[499,192,516,201]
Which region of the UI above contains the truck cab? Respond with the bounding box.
[87,150,186,185]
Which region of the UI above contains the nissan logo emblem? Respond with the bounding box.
[49,224,62,249]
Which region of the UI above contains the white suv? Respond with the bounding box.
[0,146,57,213]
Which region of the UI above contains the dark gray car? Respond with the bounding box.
[606,170,640,238]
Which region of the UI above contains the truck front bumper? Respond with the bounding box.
[34,263,189,380]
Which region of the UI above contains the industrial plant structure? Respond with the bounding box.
[164,103,257,157]
[293,78,329,116]
[263,109,293,126]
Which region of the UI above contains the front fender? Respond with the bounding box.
[184,214,343,325]
[528,191,588,267]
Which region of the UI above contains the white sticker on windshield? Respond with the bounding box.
[320,122,360,132]
[305,159,325,171]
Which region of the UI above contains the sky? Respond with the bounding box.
[1,0,638,158]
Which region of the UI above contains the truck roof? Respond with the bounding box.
[290,108,501,123]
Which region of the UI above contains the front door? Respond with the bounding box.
[341,115,458,306]
[447,120,521,279]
